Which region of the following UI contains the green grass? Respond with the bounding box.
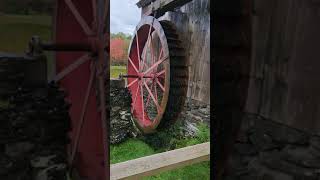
[0,14,52,53]
[110,122,210,179]
[110,65,126,78]
[0,14,54,80]
[110,139,155,164]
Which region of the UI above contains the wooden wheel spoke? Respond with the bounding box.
[64,0,94,35]
[143,81,161,113]
[54,54,90,82]
[128,56,139,74]
[156,78,165,92]
[127,78,139,88]
[70,63,96,164]
[144,56,168,75]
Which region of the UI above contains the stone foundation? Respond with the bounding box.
[224,114,320,180]
[0,83,70,180]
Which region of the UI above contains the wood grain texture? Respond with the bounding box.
[110,142,210,180]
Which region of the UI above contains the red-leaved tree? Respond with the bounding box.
[110,38,126,65]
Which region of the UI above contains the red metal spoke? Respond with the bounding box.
[64,0,94,35]
[145,91,151,109]
[158,47,163,63]
[131,82,140,113]
[54,54,90,82]
[154,47,163,73]
[92,0,97,25]
[103,0,109,30]
[157,70,165,77]
[156,78,165,92]
[140,82,145,123]
[70,63,96,165]
[150,32,155,66]
[145,81,154,108]
[104,33,109,44]
[144,55,168,75]
[127,78,139,88]
[143,80,161,113]
[141,25,153,71]
[136,33,141,69]
[154,81,158,102]
[140,56,149,72]
[128,56,139,74]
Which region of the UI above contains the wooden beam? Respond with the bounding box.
[110,142,210,180]
[139,0,193,18]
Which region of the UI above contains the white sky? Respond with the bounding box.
[110,0,140,35]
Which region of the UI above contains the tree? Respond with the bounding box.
[110,38,126,65]
[110,32,133,65]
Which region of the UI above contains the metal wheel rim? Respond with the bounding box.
[127,16,170,133]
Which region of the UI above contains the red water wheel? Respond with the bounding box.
[54,0,109,179]
[127,16,188,134]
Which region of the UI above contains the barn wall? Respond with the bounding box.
[155,0,210,104]
[245,0,320,134]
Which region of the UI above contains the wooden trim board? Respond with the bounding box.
[110,142,210,180]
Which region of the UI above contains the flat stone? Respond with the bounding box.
[30,155,56,168]
[259,151,318,178]
[35,164,66,180]
[309,136,320,150]
[5,142,34,157]
[249,130,278,151]
[112,106,121,112]
[199,107,210,115]
[0,156,13,175]
[248,159,294,180]
[282,146,320,169]
[234,143,258,156]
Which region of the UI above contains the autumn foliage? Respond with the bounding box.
[110,33,131,65]
[110,38,126,63]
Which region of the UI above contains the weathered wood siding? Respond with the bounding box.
[143,0,210,104]
[246,0,320,134]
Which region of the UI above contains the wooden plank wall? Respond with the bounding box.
[156,0,210,104]
[246,0,320,134]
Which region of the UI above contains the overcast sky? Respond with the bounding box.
[110,0,140,35]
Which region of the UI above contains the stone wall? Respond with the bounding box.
[0,54,69,179]
[225,113,320,180]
